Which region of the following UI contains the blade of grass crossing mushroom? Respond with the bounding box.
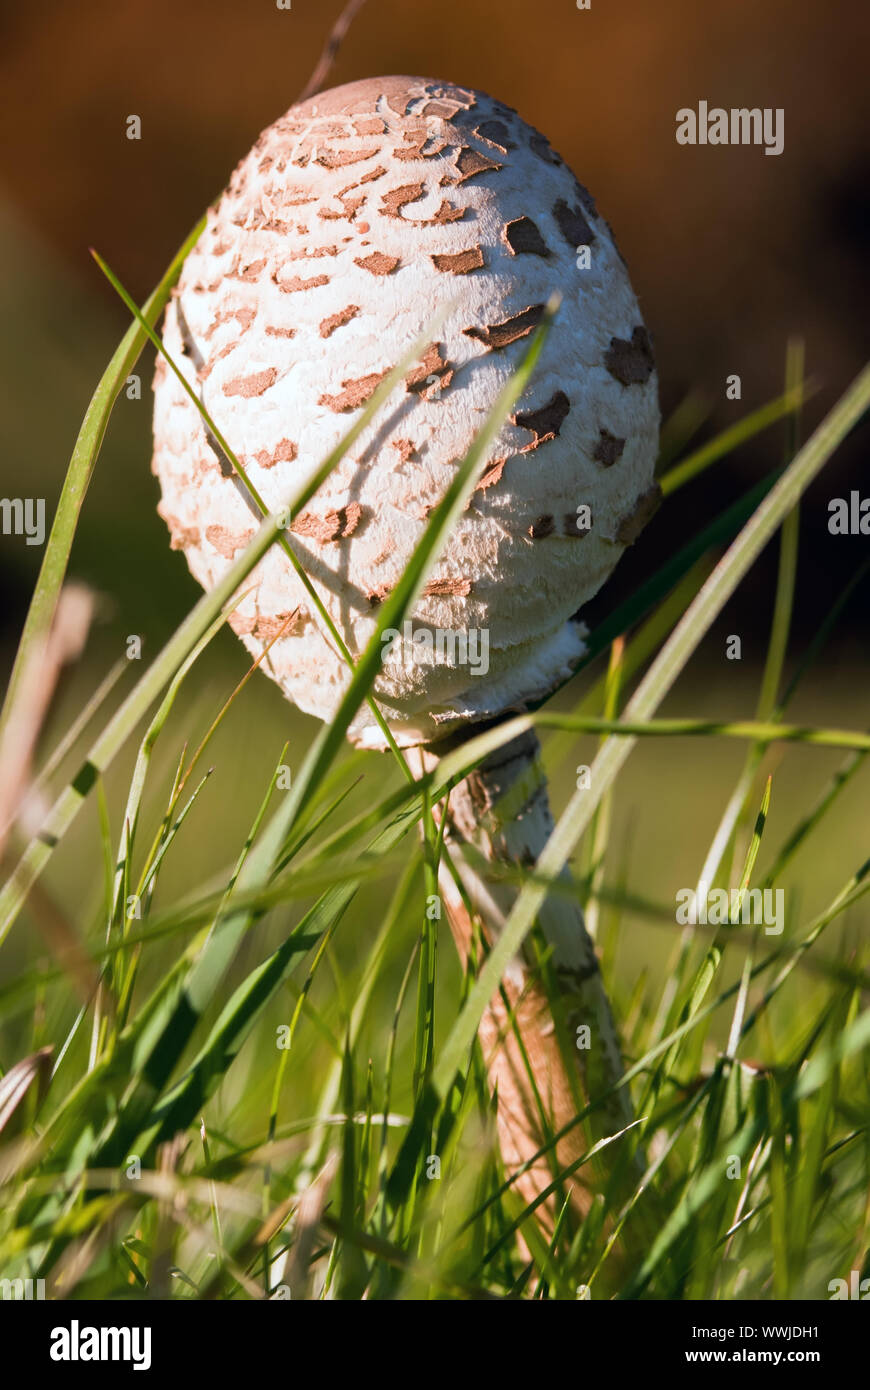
[432,361,870,1100]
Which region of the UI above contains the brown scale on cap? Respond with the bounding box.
[291,502,365,544]
[573,181,598,219]
[227,257,267,283]
[415,199,466,227]
[316,167,387,224]
[283,244,340,261]
[272,270,331,294]
[318,195,365,222]
[553,198,595,248]
[605,326,656,386]
[512,390,571,450]
[319,370,388,412]
[343,165,389,190]
[206,525,254,558]
[353,116,387,137]
[395,126,448,161]
[198,341,237,383]
[319,304,360,338]
[421,97,471,120]
[502,217,550,258]
[168,523,201,552]
[308,121,349,140]
[229,610,304,641]
[474,120,516,153]
[422,576,473,597]
[453,147,503,183]
[528,515,556,539]
[222,368,277,399]
[529,131,563,166]
[475,456,508,493]
[593,429,626,467]
[204,306,256,339]
[254,438,297,469]
[365,582,392,606]
[311,147,383,170]
[405,344,454,396]
[464,304,546,351]
[355,251,400,275]
[265,325,296,338]
[379,182,427,219]
[241,215,292,235]
[431,247,485,274]
[615,483,661,544]
[392,438,417,465]
[271,186,315,207]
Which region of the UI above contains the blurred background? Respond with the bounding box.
[0,0,868,654]
[0,0,867,1057]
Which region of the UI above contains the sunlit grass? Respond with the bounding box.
[0,236,868,1299]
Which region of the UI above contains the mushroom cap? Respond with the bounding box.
[152,76,660,748]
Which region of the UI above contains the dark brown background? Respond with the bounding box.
[1,0,868,650]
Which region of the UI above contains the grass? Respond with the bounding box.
[0,238,868,1299]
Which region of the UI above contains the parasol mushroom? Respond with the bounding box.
[152,75,660,1222]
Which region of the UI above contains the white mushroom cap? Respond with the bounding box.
[152,76,660,748]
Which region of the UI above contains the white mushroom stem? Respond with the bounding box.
[411,728,639,1221]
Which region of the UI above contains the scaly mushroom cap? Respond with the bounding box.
[152,75,660,747]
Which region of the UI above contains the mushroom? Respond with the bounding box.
[152,76,660,1222]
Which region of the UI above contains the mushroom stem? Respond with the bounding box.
[412,728,640,1226]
